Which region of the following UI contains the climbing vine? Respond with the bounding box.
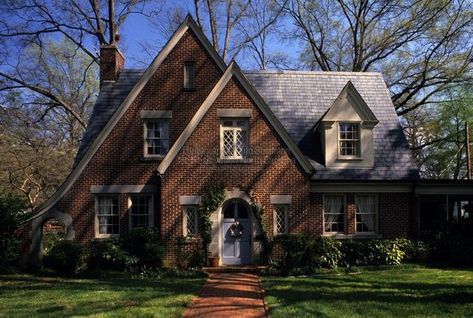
[251,203,271,264]
[199,181,225,261]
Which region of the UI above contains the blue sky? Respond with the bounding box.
[118,5,300,70]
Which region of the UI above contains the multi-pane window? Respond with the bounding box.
[339,123,360,156]
[184,206,199,236]
[274,205,288,235]
[184,62,196,89]
[145,120,169,156]
[96,196,119,237]
[355,195,377,233]
[130,195,152,229]
[323,195,345,233]
[220,119,248,159]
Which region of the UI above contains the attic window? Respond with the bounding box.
[339,123,360,157]
[183,62,195,89]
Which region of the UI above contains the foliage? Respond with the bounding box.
[0,192,28,269]
[198,181,225,260]
[252,203,271,263]
[88,239,139,271]
[42,232,65,255]
[263,266,473,318]
[366,240,405,265]
[123,228,164,268]
[176,236,204,270]
[430,229,473,265]
[43,240,83,274]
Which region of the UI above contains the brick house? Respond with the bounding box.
[25,15,470,267]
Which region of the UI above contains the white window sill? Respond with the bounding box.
[322,233,382,239]
[217,158,253,164]
[142,155,165,161]
[94,234,120,240]
[336,156,363,161]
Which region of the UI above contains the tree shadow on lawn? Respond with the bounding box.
[0,274,204,317]
[264,273,473,317]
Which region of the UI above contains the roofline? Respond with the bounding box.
[243,70,383,76]
[28,15,227,221]
[158,62,315,175]
[321,81,379,124]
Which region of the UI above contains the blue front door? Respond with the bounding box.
[222,201,251,265]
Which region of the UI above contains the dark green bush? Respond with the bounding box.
[430,232,473,265]
[366,240,405,265]
[89,239,139,271]
[43,240,83,274]
[0,192,28,270]
[340,240,369,266]
[123,228,164,268]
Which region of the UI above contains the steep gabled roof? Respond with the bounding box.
[322,81,379,125]
[157,62,314,175]
[31,15,227,219]
[244,71,419,180]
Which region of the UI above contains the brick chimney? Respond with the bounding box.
[100,45,124,86]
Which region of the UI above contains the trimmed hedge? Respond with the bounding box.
[43,240,83,274]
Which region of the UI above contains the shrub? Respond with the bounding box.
[123,228,164,268]
[89,239,139,271]
[316,236,342,268]
[367,240,405,265]
[430,232,473,265]
[43,240,83,274]
[340,240,369,266]
[0,192,28,270]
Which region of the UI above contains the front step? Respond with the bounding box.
[202,265,266,274]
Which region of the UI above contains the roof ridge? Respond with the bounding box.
[243,70,382,76]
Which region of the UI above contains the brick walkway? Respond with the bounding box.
[182,273,267,318]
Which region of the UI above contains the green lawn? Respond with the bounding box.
[0,274,204,317]
[263,265,473,318]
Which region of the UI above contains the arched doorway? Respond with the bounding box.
[221,200,251,265]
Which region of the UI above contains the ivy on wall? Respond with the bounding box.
[199,181,225,261]
[251,203,271,264]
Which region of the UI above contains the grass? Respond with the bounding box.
[262,265,473,318]
[0,274,205,318]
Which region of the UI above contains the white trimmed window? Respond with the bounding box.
[96,196,119,238]
[144,119,169,156]
[355,194,377,233]
[183,206,199,236]
[184,62,196,89]
[339,123,360,157]
[273,205,288,235]
[323,195,345,233]
[220,119,248,159]
[130,195,153,229]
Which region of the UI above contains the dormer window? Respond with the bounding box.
[183,62,195,89]
[339,123,360,157]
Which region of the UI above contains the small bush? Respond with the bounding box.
[123,228,164,268]
[0,192,28,270]
[89,239,139,271]
[340,240,369,266]
[430,232,473,265]
[43,240,83,274]
[367,240,405,265]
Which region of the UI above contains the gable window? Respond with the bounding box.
[130,195,153,229]
[273,205,288,235]
[339,123,360,157]
[220,119,248,159]
[184,62,196,89]
[323,195,345,233]
[96,196,119,238]
[183,206,199,236]
[144,119,169,157]
[356,195,377,233]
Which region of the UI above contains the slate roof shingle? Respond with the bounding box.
[244,70,419,180]
[75,69,419,181]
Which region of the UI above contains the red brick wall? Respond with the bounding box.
[160,77,311,263]
[45,29,223,245]
[309,192,410,239]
